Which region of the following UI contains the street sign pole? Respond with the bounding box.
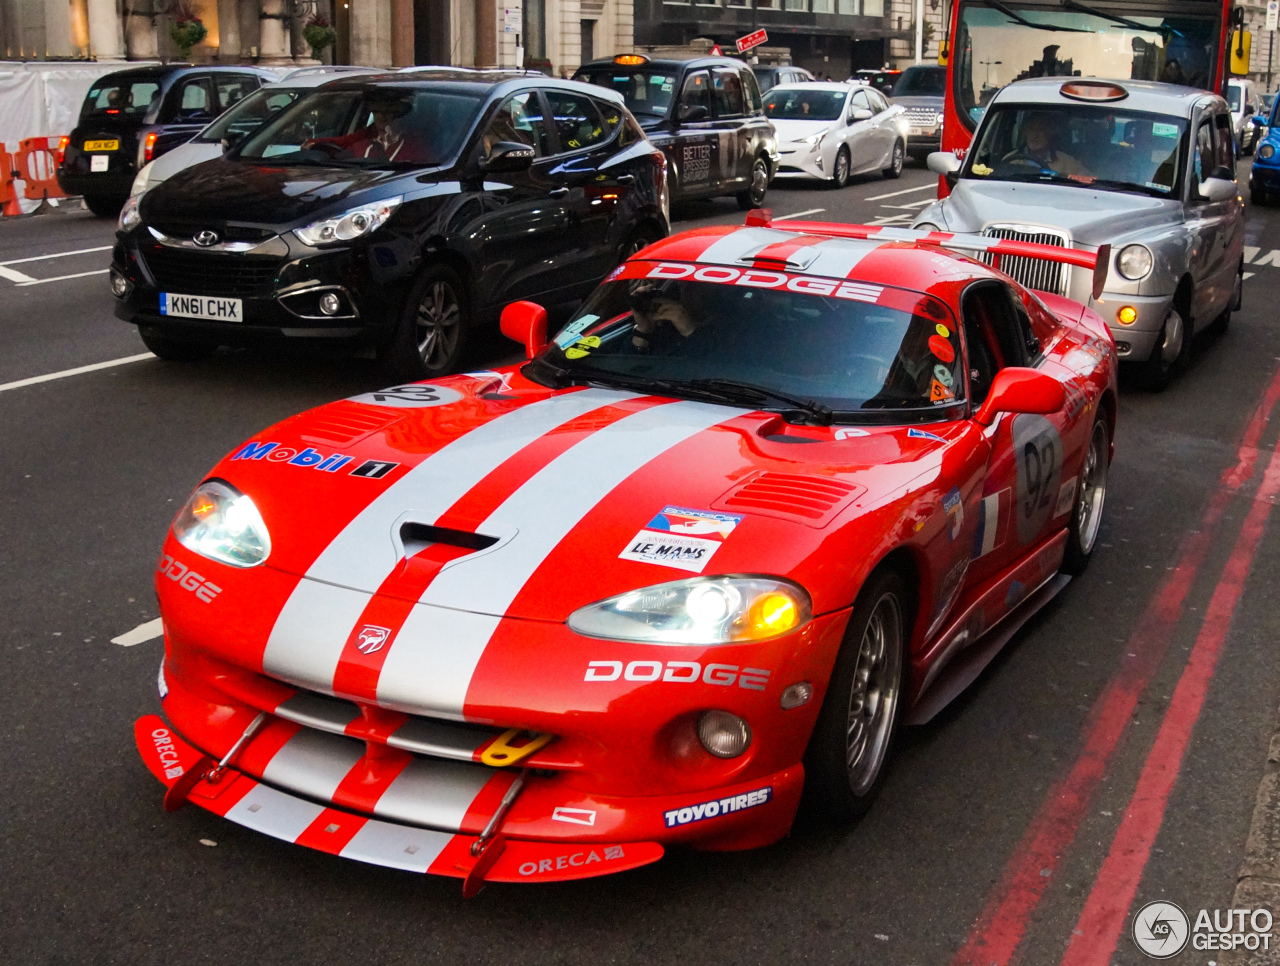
[915,0,924,63]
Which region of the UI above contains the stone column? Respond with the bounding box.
[124,4,158,60]
[391,0,414,66]
[258,0,293,63]
[350,0,392,67]
[475,0,495,67]
[86,0,125,60]
[217,0,240,59]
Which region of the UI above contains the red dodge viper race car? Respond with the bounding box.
[136,213,1118,894]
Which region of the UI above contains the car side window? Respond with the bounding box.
[678,70,712,121]
[216,75,260,112]
[169,78,214,121]
[961,283,1031,404]
[1214,112,1236,175]
[1192,119,1214,186]
[545,90,607,152]
[712,68,746,118]
[740,69,763,115]
[481,91,550,156]
[867,90,889,113]
[850,89,872,115]
[593,98,624,139]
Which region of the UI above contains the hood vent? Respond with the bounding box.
[400,522,499,557]
[301,402,403,446]
[714,472,863,527]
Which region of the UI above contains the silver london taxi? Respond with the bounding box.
[918,78,1244,389]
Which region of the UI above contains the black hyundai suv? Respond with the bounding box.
[110,71,670,377]
[58,65,277,217]
[575,54,777,209]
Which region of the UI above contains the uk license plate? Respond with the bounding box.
[83,139,119,152]
[90,155,109,172]
[909,127,924,136]
[160,292,243,322]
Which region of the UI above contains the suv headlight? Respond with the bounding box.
[294,195,402,247]
[173,480,271,567]
[568,576,811,645]
[118,194,141,230]
[1116,243,1153,281]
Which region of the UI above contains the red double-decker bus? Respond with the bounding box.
[940,0,1247,160]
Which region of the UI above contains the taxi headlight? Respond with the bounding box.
[118,194,141,231]
[294,196,402,247]
[1116,243,1153,281]
[172,480,271,567]
[1261,142,1276,160]
[568,576,811,645]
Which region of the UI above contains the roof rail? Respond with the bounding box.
[745,209,1110,300]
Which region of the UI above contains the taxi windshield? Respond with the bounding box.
[575,68,678,118]
[526,265,965,422]
[238,87,483,166]
[764,89,847,121]
[966,104,1188,196]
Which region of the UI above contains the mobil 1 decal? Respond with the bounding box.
[1012,414,1064,544]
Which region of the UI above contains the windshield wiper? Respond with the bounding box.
[984,0,1092,32]
[1029,171,1171,197]
[678,378,835,425]
[1060,0,1182,36]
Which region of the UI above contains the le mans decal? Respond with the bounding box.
[619,505,744,573]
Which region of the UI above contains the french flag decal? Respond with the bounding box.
[972,488,1009,559]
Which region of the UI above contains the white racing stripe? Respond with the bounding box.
[802,238,883,279]
[339,820,453,873]
[261,730,365,801]
[378,400,739,716]
[224,783,325,841]
[695,227,789,267]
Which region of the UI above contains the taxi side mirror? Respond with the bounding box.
[500,300,548,359]
[1198,176,1237,203]
[973,368,1065,427]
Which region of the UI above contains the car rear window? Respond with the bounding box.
[82,74,164,117]
[576,68,678,119]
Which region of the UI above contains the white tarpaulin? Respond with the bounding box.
[0,61,159,155]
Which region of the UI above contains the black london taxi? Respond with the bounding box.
[58,64,277,217]
[575,54,778,209]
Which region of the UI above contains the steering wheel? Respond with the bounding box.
[302,139,345,158]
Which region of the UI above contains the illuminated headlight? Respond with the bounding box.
[936,113,945,125]
[1261,143,1276,160]
[568,576,811,645]
[172,480,271,567]
[294,195,402,247]
[697,710,751,758]
[118,194,141,231]
[1116,243,1153,281]
[799,129,829,147]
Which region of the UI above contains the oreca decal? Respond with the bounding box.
[644,262,883,303]
[518,845,626,875]
[151,728,184,779]
[1012,414,1064,544]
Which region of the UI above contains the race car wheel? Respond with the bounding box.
[1060,415,1109,575]
[84,194,125,218]
[829,147,851,189]
[883,140,905,180]
[138,329,216,362]
[736,156,770,210]
[803,567,907,821]
[1139,306,1187,392]
[383,263,470,380]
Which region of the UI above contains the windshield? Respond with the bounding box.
[81,73,163,118]
[1227,84,1242,111]
[764,89,847,121]
[954,2,1220,128]
[966,104,1187,196]
[576,68,678,118]
[526,261,965,420]
[195,87,301,143]
[893,66,946,97]
[238,87,483,166]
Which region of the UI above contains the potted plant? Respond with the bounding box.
[303,16,337,60]
[168,1,207,60]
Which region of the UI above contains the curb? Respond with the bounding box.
[1221,722,1280,963]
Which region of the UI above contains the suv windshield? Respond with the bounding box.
[764,89,846,121]
[893,66,945,97]
[576,68,678,118]
[966,104,1188,196]
[195,87,301,144]
[954,3,1219,127]
[527,261,965,420]
[82,73,164,118]
[1228,85,1243,112]
[238,87,484,166]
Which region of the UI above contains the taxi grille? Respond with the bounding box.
[980,225,1071,296]
[140,245,282,298]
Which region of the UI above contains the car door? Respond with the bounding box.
[710,66,753,193]
[667,68,718,199]
[865,89,899,164]
[471,90,573,307]
[845,89,879,172]
[1185,111,1228,329]
[1208,110,1244,321]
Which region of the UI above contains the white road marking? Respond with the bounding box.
[1245,271,1256,281]
[0,245,113,266]
[881,199,935,210]
[112,618,164,647]
[774,208,826,221]
[866,183,936,201]
[15,268,109,286]
[0,352,154,394]
[866,213,916,226]
[0,266,35,284]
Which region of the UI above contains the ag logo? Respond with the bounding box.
[1012,415,1064,544]
[347,384,462,408]
[1132,900,1190,959]
[355,625,392,655]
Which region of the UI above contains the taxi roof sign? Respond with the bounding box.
[1059,81,1128,102]
[613,54,649,66]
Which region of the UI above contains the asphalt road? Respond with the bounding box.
[4,162,1280,965]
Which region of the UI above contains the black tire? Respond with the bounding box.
[617,222,663,265]
[1252,183,1268,206]
[882,140,905,179]
[1060,414,1109,575]
[829,146,851,189]
[381,263,470,380]
[1138,306,1188,391]
[736,155,770,210]
[84,194,125,218]
[803,566,909,822]
[139,329,216,362]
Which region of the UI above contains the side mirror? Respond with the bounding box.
[973,368,1066,427]
[927,151,961,175]
[1198,176,1237,202]
[500,300,548,359]
[483,141,536,172]
[849,108,874,122]
[678,104,710,123]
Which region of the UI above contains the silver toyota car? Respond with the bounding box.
[917,78,1243,389]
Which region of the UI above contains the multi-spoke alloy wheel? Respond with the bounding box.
[1062,414,1110,575]
[845,591,903,795]
[415,279,461,372]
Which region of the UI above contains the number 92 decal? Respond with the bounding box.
[1012,415,1064,544]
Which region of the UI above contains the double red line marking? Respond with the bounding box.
[953,364,1280,966]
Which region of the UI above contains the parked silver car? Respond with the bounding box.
[918,78,1243,389]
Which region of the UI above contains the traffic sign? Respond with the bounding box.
[736,29,768,53]
[1268,0,1278,32]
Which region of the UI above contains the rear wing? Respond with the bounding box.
[745,209,1110,300]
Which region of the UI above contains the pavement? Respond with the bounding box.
[5,163,1280,965]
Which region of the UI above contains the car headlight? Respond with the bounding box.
[799,129,829,147]
[568,576,811,645]
[914,221,941,233]
[294,195,402,247]
[1116,243,1153,281]
[1261,142,1276,160]
[172,480,271,567]
[118,194,141,230]
[936,113,945,125]
[129,166,150,198]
